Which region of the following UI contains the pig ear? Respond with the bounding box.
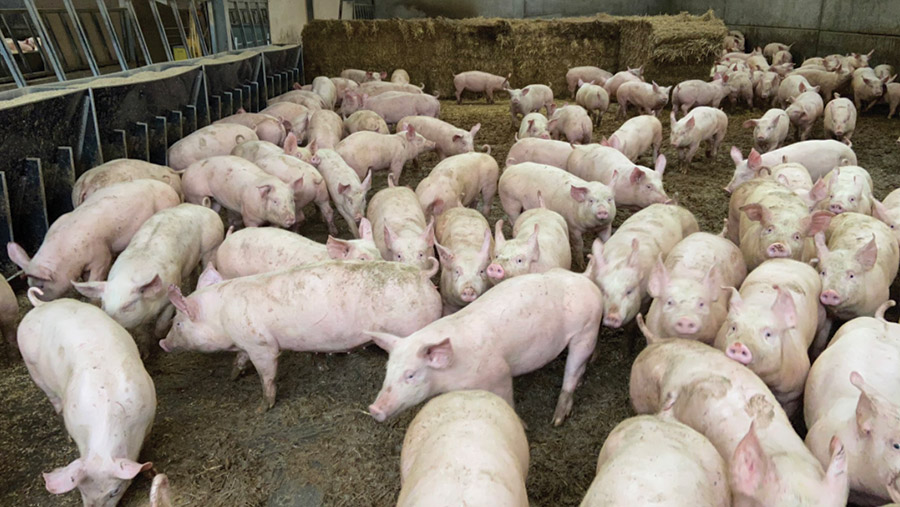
[890,480,900,504]
[590,238,607,273]
[824,436,849,496]
[358,217,374,241]
[168,284,197,321]
[654,154,666,175]
[452,134,463,143]
[747,148,763,171]
[569,185,589,203]
[526,225,541,263]
[361,170,373,191]
[71,280,107,300]
[772,286,797,329]
[405,125,417,141]
[704,265,722,302]
[850,371,893,437]
[730,422,772,497]
[855,235,878,271]
[814,232,829,261]
[427,198,445,216]
[337,183,351,195]
[7,242,31,270]
[292,177,305,193]
[629,167,645,185]
[257,185,273,198]
[283,132,298,155]
[647,254,668,299]
[197,263,224,289]
[479,227,493,261]
[422,217,435,246]
[521,88,530,96]
[685,117,695,129]
[493,219,506,252]
[872,199,891,224]
[805,211,834,237]
[140,274,164,297]
[727,287,743,314]
[326,237,352,259]
[740,203,772,225]
[742,119,758,128]
[110,459,152,480]
[420,338,453,369]
[730,146,744,165]
[383,225,396,249]
[470,123,481,137]
[366,331,400,352]
[808,177,828,204]
[43,458,85,494]
[627,238,640,267]
[308,138,318,155]
[150,474,171,507]
[434,241,453,265]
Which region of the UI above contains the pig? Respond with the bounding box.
[668,106,729,168]
[488,207,572,282]
[764,42,793,59]
[391,69,410,84]
[358,81,425,96]
[645,232,747,344]
[789,67,853,102]
[567,66,613,95]
[587,203,699,328]
[19,291,155,506]
[508,84,554,122]
[517,112,551,140]
[742,108,790,153]
[714,258,827,415]
[335,126,435,184]
[777,75,816,108]
[343,110,389,135]
[71,203,224,334]
[575,81,610,125]
[330,77,359,106]
[166,123,258,171]
[747,55,771,73]
[260,102,311,141]
[874,64,895,81]
[605,115,663,162]
[771,161,816,194]
[311,75,337,109]
[367,268,603,426]
[72,158,182,206]
[873,188,900,243]
[603,68,644,101]
[0,277,16,345]
[670,76,730,118]
[823,93,857,144]
[161,260,442,409]
[7,180,180,301]
[726,140,857,193]
[817,166,874,215]
[398,390,529,507]
[616,81,671,118]
[805,309,900,504]
[340,91,440,124]
[630,337,850,507]
[852,67,887,111]
[724,68,754,108]
[505,137,574,169]
[724,31,744,52]
[181,155,297,228]
[453,70,511,104]
[415,152,499,218]
[232,134,316,167]
[396,116,480,159]
[548,105,592,144]
[887,82,900,119]
[341,69,385,82]
[306,109,344,149]
[580,414,730,507]
[726,178,833,269]
[213,112,288,145]
[213,219,380,279]
[815,213,899,319]
[434,208,493,313]
[499,162,616,267]
[566,144,668,208]
[754,71,782,106]
[315,148,372,238]
[367,185,435,270]
[773,50,793,66]
[149,474,172,507]
[786,90,825,141]
[268,90,326,110]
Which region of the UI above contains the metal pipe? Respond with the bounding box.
[23,0,66,80]
[189,0,209,56]
[62,0,99,76]
[0,23,26,87]
[95,0,129,70]
[125,0,153,65]
[170,0,191,59]
[148,0,174,61]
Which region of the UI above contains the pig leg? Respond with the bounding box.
[390,161,404,187]
[340,211,360,238]
[481,183,497,216]
[617,100,628,120]
[652,133,661,161]
[30,374,63,414]
[499,193,523,225]
[486,89,494,104]
[864,100,877,112]
[889,100,898,119]
[85,250,113,282]
[553,326,598,426]
[711,128,725,157]
[154,304,175,339]
[246,346,279,411]
[241,210,264,228]
[231,351,251,380]
[316,199,338,236]
[683,141,700,170]
[455,86,463,105]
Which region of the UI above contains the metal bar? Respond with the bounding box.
[274,73,282,95]
[244,2,260,47]
[266,75,273,99]
[184,105,197,134]
[249,80,259,112]
[0,24,26,87]
[0,173,12,268]
[222,90,233,116]
[109,129,128,159]
[125,0,153,65]
[96,0,129,71]
[209,94,221,121]
[170,0,192,59]
[233,2,249,49]
[148,0,174,61]
[256,5,268,44]
[231,87,242,112]
[208,0,230,52]
[242,83,251,111]
[1,14,31,74]
[149,116,167,165]
[23,0,66,80]
[18,158,50,252]
[132,122,149,161]
[54,11,82,70]
[190,0,209,56]
[49,147,76,221]
[62,0,100,76]
[167,110,183,145]
[82,90,104,168]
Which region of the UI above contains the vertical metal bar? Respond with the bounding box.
[306,0,314,20]
[232,87,242,111]
[184,105,197,134]
[96,0,129,71]
[49,147,76,221]
[63,0,100,76]
[125,0,153,65]
[132,122,150,161]
[242,83,251,111]
[244,2,260,47]
[209,0,231,52]
[167,110,183,145]
[249,80,259,111]
[234,2,249,49]
[148,0,174,61]
[53,11,82,69]
[256,5,268,44]
[0,24,26,87]
[79,92,103,170]
[190,0,209,56]
[170,0,192,59]
[110,129,129,159]
[19,158,50,251]
[209,94,221,121]
[149,116,168,165]
[1,14,32,74]
[23,0,66,80]
[222,91,233,116]
[266,75,273,98]
[0,173,12,264]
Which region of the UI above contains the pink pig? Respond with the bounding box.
[367,184,436,270]
[434,208,493,313]
[567,66,612,94]
[167,123,258,171]
[312,148,372,238]
[505,137,574,169]
[330,77,359,106]
[453,70,511,104]
[566,144,668,208]
[742,108,790,153]
[415,152,499,218]
[307,109,344,150]
[488,206,572,282]
[824,93,857,144]
[340,91,440,124]
[603,68,644,101]
[616,81,671,118]
[575,81,610,126]
[726,140,857,193]
[668,106,728,167]
[213,112,288,145]
[246,153,337,234]
[517,113,551,140]
[343,110,389,135]
[72,158,182,206]
[508,84,554,122]
[335,125,435,184]
[873,188,900,243]
[786,90,824,141]
[396,116,481,159]
[548,105,592,144]
[670,76,730,118]
[605,115,662,162]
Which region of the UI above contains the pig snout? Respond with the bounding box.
[674,316,699,335]
[486,263,505,281]
[604,308,623,328]
[766,242,791,258]
[725,342,753,365]
[595,208,609,220]
[829,203,845,214]
[820,289,843,306]
[159,339,171,352]
[368,403,388,422]
[459,286,478,302]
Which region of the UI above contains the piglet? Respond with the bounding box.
[616,81,671,118]
[603,68,643,100]
[824,93,857,145]
[753,71,782,106]
[336,126,434,185]
[315,148,372,238]
[161,260,442,409]
[396,116,481,159]
[670,76,729,118]
[73,159,182,206]
[669,106,728,167]
[213,219,380,279]
[341,91,440,123]
[508,84,554,122]
[434,208,493,314]
[213,112,287,145]
[851,67,888,111]
[645,232,747,344]
[505,138,574,169]
[415,152,499,218]
[391,69,410,84]
[261,102,311,140]
[786,90,824,141]
[453,71,511,104]
[605,115,662,162]
[269,89,327,110]
[488,206,571,282]
[817,165,874,215]
[307,109,344,150]
[777,75,816,108]
[367,268,603,426]
[311,75,337,109]
[341,69,385,82]
[714,258,828,416]
[887,82,900,119]
[343,110,389,135]
[8,180,180,301]
[566,144,668,208]
[19,291,155,506]
[548,105,592,145]
[873,188,900,243]
[398,391,529,507]
[587,203,699,328]
[742,108,790,153]
[356,81,426,96]
[167,123,258,171]
[575,80,610,125]
[726,140,857,193]
[517,112,551,140]
[816,213,899,319]
[567,66,612,94]
[367,185,435,270]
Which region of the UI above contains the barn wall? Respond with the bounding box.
[373,0,667,19]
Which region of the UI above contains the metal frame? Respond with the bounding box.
[62,0,100,76]
[148,0,174,61]
[169,0,192,59]
[189,0,209,56]
[0,24,26,87]
[124,0,153,66]
[96,0,129,71]
[22,0,65,81]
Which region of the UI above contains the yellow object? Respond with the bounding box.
[173,46,188,60]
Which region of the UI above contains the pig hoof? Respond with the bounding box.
[230,366,245,381]
[552,392,574,427]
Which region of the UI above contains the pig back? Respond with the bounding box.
[399,390,528,507]
[666,232,747,289]
[741,259,822,341]
[368,187,427,245]
[827,213,900,281]
[73,159,182,206]
[167,123,258,171]
[213,228,329,279]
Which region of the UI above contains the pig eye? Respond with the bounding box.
[850,197,856,202]
[893,443,900,450]
[730,325,736,332]
[792,233,801,241]
[626,288,634,296]
[404,370,417,382]
[698,301,705,308]
[589,198,596,205]
[666,299,674,306]
[418,252,425,259]
[109,485,122,498]
[848,272,855,279]
[765,226,774,234]
[764,330,773,339]
[396,253,403,261]
[607,198,613,203]
[820,270,827,276]
[454,267,462,277]
[516,257,523,264]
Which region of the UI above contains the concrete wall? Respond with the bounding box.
[374,0,665,19]
[271,0,343,44]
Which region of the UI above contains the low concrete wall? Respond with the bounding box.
[374,0,665,19]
